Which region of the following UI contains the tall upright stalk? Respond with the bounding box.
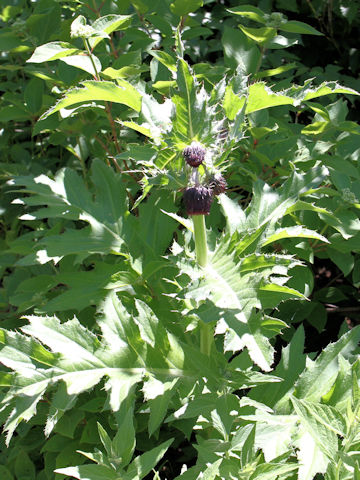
[192,214,213,356]
[192,214,208,268]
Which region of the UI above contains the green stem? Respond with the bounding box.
[84,38,100,80]
[192,214,212,356]
[192,214,208,268]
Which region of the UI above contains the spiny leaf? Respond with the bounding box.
[0,293,199,442]
[229,81,359,116]
[40,80,141,120]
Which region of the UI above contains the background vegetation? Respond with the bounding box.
[1,0,360,479]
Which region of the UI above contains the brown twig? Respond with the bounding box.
[326,305,360,314]
[94,135,120,170]
[109,34,119,58]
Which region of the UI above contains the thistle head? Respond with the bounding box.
[183,185,213,215]
[183,142,206,168]
[208,173,227,196]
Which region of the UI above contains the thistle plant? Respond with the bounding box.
[2,5,360,480]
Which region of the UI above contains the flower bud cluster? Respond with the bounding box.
[182,142,227,216]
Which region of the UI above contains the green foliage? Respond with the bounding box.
[1,0,360,479]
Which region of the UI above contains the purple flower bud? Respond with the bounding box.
[183,142,206,168]
[183,185,213,215]
[208,173,227,196]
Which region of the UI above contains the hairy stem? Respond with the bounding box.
[192,214,208,268]
[192,214,212,356]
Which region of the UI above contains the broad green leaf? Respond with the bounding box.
[293,398,346,436]
[227,5,266,24]
[27,42,79,63]
[14,450,35,480]
[294,325,360,401]
[291,397,339,459]
[239,253,300,274]
[319,208,360,240]
[166,393,218,424]
[161,210,193,232]
[222,27,261,74]
[40,80,141,120]
[122,121,152,138]
[0,466,13,480]
[296,431,329,480]
[0,292,196,441]
[301,121,330,135]
[249,328,305,413]
[238,25,277,45]
[249,462,298,480]
[97,422,113,456]
[170,0,203,16]
[322,355,353,411]
[147,378,178,435]
[245,82,294,114]
[149,50,177,72]
[112,409,135,467]
[254,62,297,79]
[239,167,328,243]
[45,382,78,436]
[241,81,360,115]
[90,14,132,49]
[125,438,173,479]
[280,20,322,35]
[174,59,198,140]
[218,194,246,235]
[223,86,245,120]
[300,81,360,102]
[13,160,132,260]
[55,464,118,480]
[60,54,102,76]
[200,459,222,480]
[261,226,329,246]
[24,77,44,113]
[184,249,276,370]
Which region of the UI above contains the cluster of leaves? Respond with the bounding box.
[1,0,360,479]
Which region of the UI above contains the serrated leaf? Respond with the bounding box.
[294,325,360,401]
[244,81,359,114]
[249,462,298,480]
[250,325,306,412]
[200,459,222,480]
[261,226,329,246]
[148,378,178,436]
[40,80,141,120]
[27,41,80,63]
[291,397,339,460]
[90,14,132,49]
[125,438,173,480]
[224,310,275,371]
[112,409,135,467]
[0,292,195,441]
[296,430,329,480]
[218,194,246,235]
[12,160,132,260]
